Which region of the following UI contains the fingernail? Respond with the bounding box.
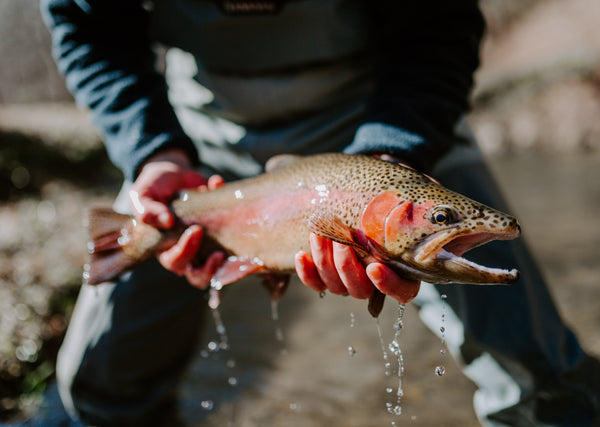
[159,212,171,227]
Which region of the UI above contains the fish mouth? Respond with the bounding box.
[412,225,521,284]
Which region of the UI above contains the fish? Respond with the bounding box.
[84,153,521,316]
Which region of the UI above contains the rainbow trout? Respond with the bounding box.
[86,153,521,316]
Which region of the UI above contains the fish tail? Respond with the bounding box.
[84,207,145,285]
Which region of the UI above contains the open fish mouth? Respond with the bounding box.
[413,225,521,284]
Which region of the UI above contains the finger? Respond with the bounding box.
[207,174,226,190]
[181,170,207,189]
[138,196,174,229]
[185,251,226,289]
[295,251,327,293]
[309,234,347,295]
[332,242,373,299]
[157,226,203,274]
[366,263,421,304]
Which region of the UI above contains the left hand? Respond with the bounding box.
[295,233,421,304]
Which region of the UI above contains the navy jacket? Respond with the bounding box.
[41,0,484,181]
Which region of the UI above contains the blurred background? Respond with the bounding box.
[1,0,599,425]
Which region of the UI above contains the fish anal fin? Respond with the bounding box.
[262,273,290,302]
[213,256,266,286]
[307,213,369,258]
[368,289,386,318]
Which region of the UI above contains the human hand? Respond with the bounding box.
[294,233,421,304]
[130,149,225,288]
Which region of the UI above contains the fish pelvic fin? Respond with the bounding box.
[85,207,161,285]
[307,213,370,258]
[212,256,266,287]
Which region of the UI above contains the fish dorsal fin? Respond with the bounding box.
[265,154,301,173]
[307,213,369,258]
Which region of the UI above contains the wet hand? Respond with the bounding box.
[295,234,421,304]
[130,149,226,288]
[130,149,207,229]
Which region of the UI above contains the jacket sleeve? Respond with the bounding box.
[40,0,199,182]
[344,1,485,173]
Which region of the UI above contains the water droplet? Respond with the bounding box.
[228,377,238,386]
[319,291,326,298]
[289,402,300,411]
[208,287,221,310]
[435,366,446,376]
[200,400,214,410]
[440,348,446,355]
[349,312,356,328]
[441,293,447,300]
[207,341,218,352]
[226,358,236,368]
[440,326,445,334]
[393,405,402,415]
[348,346,357,357]
[386,387,393,393]
[411,415,417,421]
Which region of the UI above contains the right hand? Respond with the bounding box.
[129,149,226,289]
[295,234,421,305]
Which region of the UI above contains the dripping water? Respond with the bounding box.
[375,304,406,421]
[347,312,357,357]
[436,293,448,377]
[270,299,288,356]
[202,280,239,420]
[270,299,285,342]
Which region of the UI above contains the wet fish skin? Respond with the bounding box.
[85,153,521,315]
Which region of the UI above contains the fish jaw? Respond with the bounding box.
[409,224,521,284]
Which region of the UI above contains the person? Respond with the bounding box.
[41,1,599,426]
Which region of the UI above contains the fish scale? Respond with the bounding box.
[84,153,521,316]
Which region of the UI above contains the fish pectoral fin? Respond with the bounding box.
[213,257,266,286]
[307,213,369,258]
[265,154,301,172]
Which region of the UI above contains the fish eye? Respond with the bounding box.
[431,207,457,225]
